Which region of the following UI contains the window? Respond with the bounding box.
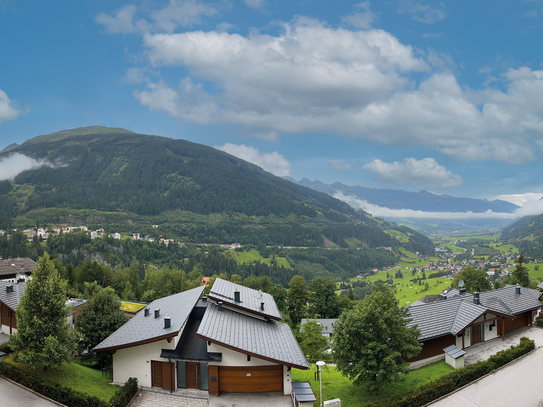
[247,355,251,362]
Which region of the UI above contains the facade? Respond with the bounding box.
[93,279,308,396]
[408,285,541,366]
[0,280,25,334]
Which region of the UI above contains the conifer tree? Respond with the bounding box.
[9,253,78,369]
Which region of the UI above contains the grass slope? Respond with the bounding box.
[226,249,291,268]
[292,361,454,406]
[6,355,117,401]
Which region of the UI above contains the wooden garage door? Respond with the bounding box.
[504,314,526,333]
[151,361,175,391]
[219,365,283,393]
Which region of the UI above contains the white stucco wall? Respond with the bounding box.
[1,324,15,335]
[112,339,175,387]
[483,313,498,341]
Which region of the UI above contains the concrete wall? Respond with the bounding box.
[445,353,464,369]
[112,339,176,387]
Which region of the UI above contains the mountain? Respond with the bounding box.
[0,126,433,255]
[501,214,543,259]
[0,143,20,154]
[290,178,519,213]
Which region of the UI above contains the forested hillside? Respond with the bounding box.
[0,126,433,254]
[501,214,543,258]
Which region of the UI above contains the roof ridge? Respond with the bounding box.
[449,299,465,334]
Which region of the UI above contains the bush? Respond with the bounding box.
[0,342,12,354]
[364,337,535,407]
[0,363,139,407]
[109,377,139,407]
[536,316,543,327]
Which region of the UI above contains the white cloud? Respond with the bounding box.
[95,1,216,35]
[363,157,463,189]
[397,0,446,24]
[0,89,21,124]
[502,67,536,81]
[494,193,543,206]
[215,143,291,176]
[0,153,58,181]
[329,160,353,171]
[334,192,517,219]
[342,2,377,29]
[422,32,443,38]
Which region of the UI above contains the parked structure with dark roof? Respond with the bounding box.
[408,285,541,367]
[0,258,35,283]
[93,278,308,397]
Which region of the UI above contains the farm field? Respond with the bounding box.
[226,249,291,268]
[350,268,451,306]
[526,263,543,280]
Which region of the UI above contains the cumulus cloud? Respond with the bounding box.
[215,143,291,176]
[494,193,543,206]
[95,1,216,34]
[0,89,21,124]
[397,0,446,24]
[363,157,463,189]
[243,0,265,10]
[342,2,376,29]
[329,160,353,171]
[0,154,59,181]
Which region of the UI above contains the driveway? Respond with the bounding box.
[0,376,64,407]
[430,346,543,407]
[129,389,208,407]
[209,392,292,407]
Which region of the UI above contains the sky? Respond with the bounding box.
[2,0,543,211]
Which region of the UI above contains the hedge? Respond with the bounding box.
[0,362,138,407]
[364,337,535,407]
[536,316,543,327]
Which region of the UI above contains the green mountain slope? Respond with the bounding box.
[0,127,433,254]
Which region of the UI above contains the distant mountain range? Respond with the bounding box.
[287,178,519,213]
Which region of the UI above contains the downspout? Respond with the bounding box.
[169,358,173,393]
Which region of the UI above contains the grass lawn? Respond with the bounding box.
[120,301,146,312]
[441,243,465,253]
[526,263,543,280]
[226,249,291,268]
[292,361,454,406]
[5,355,118,402]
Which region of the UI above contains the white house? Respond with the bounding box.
[93,279,308,396]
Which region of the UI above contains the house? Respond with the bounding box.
[407,285,541,367]
[0,258,35,283]
[0,280,24,334]
[93,279,308,396]
[300,318,337,338]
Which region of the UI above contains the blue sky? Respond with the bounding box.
[2,0,543,206]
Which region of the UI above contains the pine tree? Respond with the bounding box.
[9,253,78,369]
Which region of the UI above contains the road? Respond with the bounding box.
[0,376,62,407]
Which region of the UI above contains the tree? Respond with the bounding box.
[76,286,128,367]
[511,254,530,287]
[309,277,339,318]
[333,283,421,392]
[286,275,308,326]
[299,320,329,363]
[452,266,492,293]
[268,284,288,312]
[9,253,78,369]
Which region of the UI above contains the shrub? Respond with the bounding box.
[536,316,543,327]
[0,342,12,354]
[109,377,139,407]
[364,337,535,407]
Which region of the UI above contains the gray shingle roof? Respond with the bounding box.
[443,345,466,359]
[0,281,25,310]
[208,278,281,320]
[300,318,337,336]
[0,258,35,277]
[197,302,308,369]
[408,285,541,341]
[93,285,205,352]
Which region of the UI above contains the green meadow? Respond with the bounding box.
[226,249,292,269]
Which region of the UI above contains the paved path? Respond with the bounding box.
[209,392,292,407]
[430,333,543,407]
[129,390,208,407]
[0,377,63,407]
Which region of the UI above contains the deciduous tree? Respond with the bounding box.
[333,283,421,392]
[299,320,329,363]
[452,266,492,293]
[286,275,308,326]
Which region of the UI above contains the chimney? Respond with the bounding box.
[234,291,241,303]
[261,302,265,311]
[218,301,223,312]
[439,294,447,301]
[473,292,480,305]
[154,309,160,318]
[516,284,521,294]
[144,308,149,317]
[8,256,11,260]
[459,288,466,295]
[164,317,171,329]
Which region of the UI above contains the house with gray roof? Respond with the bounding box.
[0,280,25,335]
[407,285,541,367]
[300,318,337,337]
[93,278,308,397]
[0,257,35,283]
